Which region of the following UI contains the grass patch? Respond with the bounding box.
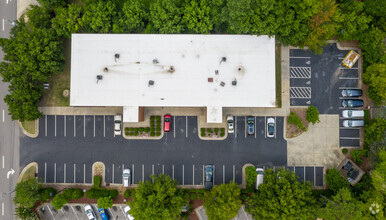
[21,120,35,134]
[40,39,71,106]
[275,43,282,108]
[21,166,36,182]
[364,109,369,125]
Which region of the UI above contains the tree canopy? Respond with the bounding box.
[52,3,83,38]
[113,0,148,33]
[363,63,386,105]
[306,105,320,125]
[129,174,187,219]
[97,196,113,209]
[81,0,117,33]
[13,179,43,209]
[371,149,386,194]
[204,182,241,220]
[246,168,317,219]
[149,0,185,34]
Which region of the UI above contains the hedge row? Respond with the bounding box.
[86,187,118,199]
[124,116,162,137]
[52,188,84,210]
[200,127,225,137]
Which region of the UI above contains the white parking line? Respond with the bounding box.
[119,206,128,220]
[54,163,56,183]
[314,166,316,187]
[182,164,184,185]
[74,115,76,137]
[142,164,144,182]
[254,116,257,138]
[192,165,195,185]
[339,77,359,80]
[264,116,267,139]
[112,164,115,184]
[339,87,359,89]
[47,205,55,220]
[83,164,86,184]
[122,164,124,171]
[44,163,47,183]
[93,115,95,137]
[304,166,306,182]
[74,164,76,183]
[173,116,176,138]
[45,115,47,136]
[83,115,86,137]
[64,163,66,183]
[70,206,80,220]
[103,115,106,137]
[202,165,204,185]
[339,127,360,129]
[64,115,66,137]
[2,156,4,169]
[213,165,215,186]
[60,209,67,220]
[339,97,361,100]
[340,137,360,140]
[55,115,57,137]
[233,165,235,183]
[132,164,135,183]
[2,109,4,122]
[274,116,277,139]
[2,19,4,31]
[172,164,175,180]
[223,165,225,184]
[152,164,154,183]
[340,67,358,70]
[290,56,311,59]
[162,164,164,175]
[244,116,247,138]
[186,116,188,138]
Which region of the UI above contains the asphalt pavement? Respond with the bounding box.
[0,0,18,219]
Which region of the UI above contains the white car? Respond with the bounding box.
[256,168,264,190]
[114,115,122,135]
[84,204,97,220]
[123,169,131,187]
[227,115,234,133]
[123,205,135,220]
[343,120,364,127]
[342,110,364,118]
[267,117,275,138]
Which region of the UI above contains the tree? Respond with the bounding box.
[364,118,386,146]
[113,0,148,33]
[317,188,369,219]
[359,26,385,69]
[97,196,113,209]
[129,174,187,219]
[52,194,68,210]
[325,168,351,193]
[149,0,185,34]
[363,63,386,105]
[368,138,386,168]
[52,3,83,38]
[288,112,306,131]
[13,179,42,208]
[245,166,257,191]
[306,105,320,125]
[204,182,241,220]
[14,207,39,220]
[304,0,342,53]
[81,0,117,33]
[182,0,213,34]
[372,149,386,194]
[246,168,317,219]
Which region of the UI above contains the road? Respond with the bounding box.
[0,0,18,219]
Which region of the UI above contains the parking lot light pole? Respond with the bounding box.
[5,19,16,27]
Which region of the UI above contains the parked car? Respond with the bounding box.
[341,89,362,97]
[164,114,172,132]
[84,204,97,220]
[342,110,364,118]
[204,165,214,190]
[267,117,275,138]
[227,115,234,133]
[341,100,363,108]
[343,120,364,127]
[123,205,135,220]
[247,116,255,135]
[114,115,122,136]
[98,208,110,220]
[256,168,264,190]
[123,169,131,187]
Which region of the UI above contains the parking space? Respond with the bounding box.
[38,162,92,184]
[39,115,118,139]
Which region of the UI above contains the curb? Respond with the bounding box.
[18,119,39,138]
[91,162,105,186]
[17,162,38,183]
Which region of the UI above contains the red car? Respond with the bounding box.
[164,115,172,132]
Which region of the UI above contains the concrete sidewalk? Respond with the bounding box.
[17,0,38,19]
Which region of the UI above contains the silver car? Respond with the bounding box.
[267,117,275,138]
[123,169,131,187]
[84,204,97,220]
[227,115,234,133]
[342,110,364,118]
[256,168,264,190]
[114,115,122,135]
[343,120,364,127]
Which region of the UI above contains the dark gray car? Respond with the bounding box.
[247,116,254,135]
[341,89,362,97]
[204,165,214,190]
[341,100,364,107]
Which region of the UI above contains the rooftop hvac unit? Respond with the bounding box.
[96,75,103,84]
[115,53,120,62]
[148,80,154,86]
[232,80,237,86]
[220,81,225,87]
[153,59,159,64]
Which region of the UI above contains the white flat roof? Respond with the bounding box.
[71,34,276,123]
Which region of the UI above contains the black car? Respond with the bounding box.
[341,99,364,108]
[341,89,362,97]
[204,165,214,190]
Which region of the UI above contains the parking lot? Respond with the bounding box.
[289,44,361,147]
[39,204,127,220]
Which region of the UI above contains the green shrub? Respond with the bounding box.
[145,127,150,132]
[63,188,84,200]
[207,128,212,133]
[156,132,161,136]
[86,188,109,199]
[220,132,225,137]
[325,168,350,193]
[94,176,101,187]
[220,128,225,132]
[350,149,367,164]
[306,105,320,125]
[150,116,155,120]
[125,127,129,132]
[39,187,57,202]
[109,189,118,198]
[15,207,39,220]
[134,132,139,136]
[342,148,348,154]
[245,166,257,190]
[201,132,206,137]
[288,112,305,130]
[124,189,133,198]
[150,120,155,125]
[97,196,113,209]
[214,128,219,133]
[125,132,129,136]
[156,126,161,131]
[150,132,155,136]
[201,128,205,133]
[190,193,197,200]
[240,193,248,201]
[129,132,133,136]
[197,192,204,200]
[156,116,161,120]
[52,194,67,210]
[130,128,134,132]
[139,127,144,132]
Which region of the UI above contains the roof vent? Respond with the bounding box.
[104,67,109,72]
[232,80,237,86]
[115,53,120,62]
[215,70,219,75]
[220,81,225,87]
[153,59,159,64]
[96,75,103,84]
[220,57,226,64]
[168,66,175,73]
[148,80,154,86]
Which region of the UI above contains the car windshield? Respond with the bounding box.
[348,121,352,126]
[165,117,170,122]
[123,173,129,177]
[268,124,274,133]
[205,168,213,181]
[114,120,120,123]
[348,100,353,106]
[86,210,92,214]
[348,111,352,117]
[257,171,264,175]
[347,90,352,96]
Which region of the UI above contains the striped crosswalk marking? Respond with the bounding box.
[290,67,311,78]
[290,87,311,98]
